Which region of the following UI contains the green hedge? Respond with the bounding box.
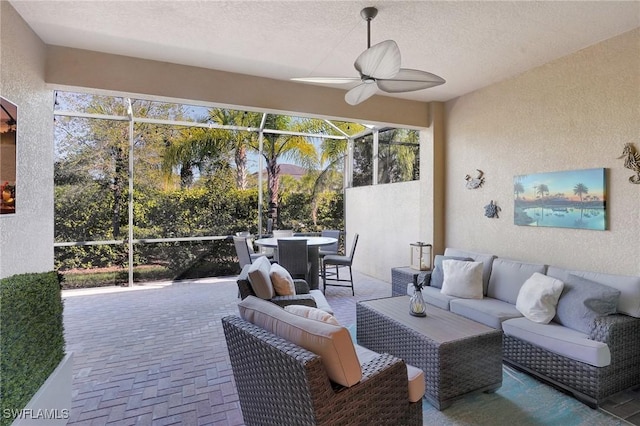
[0,272,65,426]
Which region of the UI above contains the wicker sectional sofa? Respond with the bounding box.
[417,248,640,408]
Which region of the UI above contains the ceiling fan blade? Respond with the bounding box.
[345,82,379,106]
[291,77,360,84]
[376,68,446,93]
[354,40,401,79]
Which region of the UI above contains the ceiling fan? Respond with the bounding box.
[292,6,445,106]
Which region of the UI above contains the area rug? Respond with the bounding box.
[344,325,623,425]
[421,365,623,425]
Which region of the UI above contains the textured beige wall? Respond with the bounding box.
[444,28,640,276]
[0,1,54,277]
[345,180,424,281]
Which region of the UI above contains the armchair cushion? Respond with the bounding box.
[270,263,295,296]
[238,296,362,387]
[284,305,339,325]
[354,343,425,403]
[247,256,275,299]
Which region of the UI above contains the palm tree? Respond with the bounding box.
[309,121,364,225]
[514,182,525,199]
[161,127,230,189]
[536,184,550,199]
[573,183,589,203]
[207,109,262,190]
[248,114,320,228]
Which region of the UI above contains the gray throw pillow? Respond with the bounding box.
[554,274,620,334]
[430,255,473,289]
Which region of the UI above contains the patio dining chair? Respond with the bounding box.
[272,229,294,238]
[319,229,341,277]
[233,236,266,268]
[277,238,312,282]
[322,233,359,296]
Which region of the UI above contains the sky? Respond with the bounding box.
[515,168,605,201]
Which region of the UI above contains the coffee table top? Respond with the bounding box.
[358,296,500,344]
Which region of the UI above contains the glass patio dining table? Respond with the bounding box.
[254,236,337,290]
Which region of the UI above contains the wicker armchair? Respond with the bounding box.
[222,315,422,425]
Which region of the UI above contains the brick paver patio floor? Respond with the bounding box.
[62,271,392,425]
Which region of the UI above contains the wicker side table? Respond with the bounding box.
[357,296,503,410]
[391,267,430,296]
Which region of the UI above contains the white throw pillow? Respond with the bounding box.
[516,272,564,324]
[270,263,296,296]
[441,260,484,299]
[247,256,275,299]
[284,305,339,325]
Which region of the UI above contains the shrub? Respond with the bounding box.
[0,272,65,426]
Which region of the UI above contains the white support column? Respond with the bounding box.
[372,130,379,185]
[257,113,267,237]
[127,99,134,287]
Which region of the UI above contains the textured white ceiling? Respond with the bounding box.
[9,0,640,103]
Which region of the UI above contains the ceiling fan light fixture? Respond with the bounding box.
[292,6,445,106]
[377,69,446,93]
[354,40,401,80]
[345,82,379,106]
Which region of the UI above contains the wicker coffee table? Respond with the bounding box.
[357,296,503,410]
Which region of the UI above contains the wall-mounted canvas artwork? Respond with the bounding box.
[514,168,606,230]
[1,96,17,215]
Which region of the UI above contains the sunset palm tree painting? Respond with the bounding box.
[514,168,606,230]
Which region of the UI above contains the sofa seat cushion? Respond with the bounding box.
[354,344,425,403]
[487,258,547,304]
[238,296,361,387]
[417,285,457,310]
[547,266,640,318]
[309,289,334,315]
[450,297,522,330]
[503,317,611,367]
[444,248,496,295]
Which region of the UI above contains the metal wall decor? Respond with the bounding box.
[618,143,640,184]
[465,169,484,189]
[484,200,500,218]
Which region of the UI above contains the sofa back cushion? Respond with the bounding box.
[487,258,547,304]
[547,266,640,318]
[444,248,496,295]
[238,296,362,387]
[441,260,484,299]
[247,256,275,299]
[515,272,564,323]
[430,255,473,289]
[554,274,620,334]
